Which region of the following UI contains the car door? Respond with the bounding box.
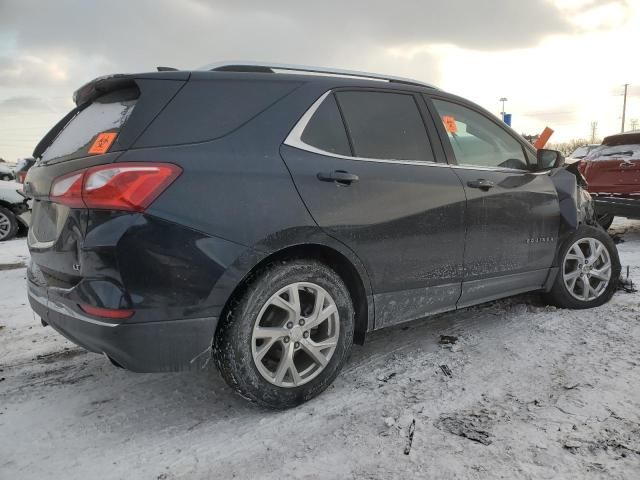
[425,94,561,307]
[280,88,467,328]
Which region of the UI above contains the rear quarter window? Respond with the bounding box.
[135,79,302,148]
[300,94,351,156]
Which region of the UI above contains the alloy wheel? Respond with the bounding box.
[251,282,340,388]
[562,237,612,301]
[0,211,11,240]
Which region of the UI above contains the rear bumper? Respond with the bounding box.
[593,195,640,220]
[28,280,218,372]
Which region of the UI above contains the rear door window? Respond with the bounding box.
[300,94,351,156]
[335,91,434,162]
[42,88,138,163]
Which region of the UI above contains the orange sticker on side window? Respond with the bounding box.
[442,116,458,134]
[88,132,117,155]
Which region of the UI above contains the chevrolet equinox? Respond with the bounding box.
[25,62,620,408]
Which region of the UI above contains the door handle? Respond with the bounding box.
[467,179,495,191]
[619,161,634,167]
[317,170,359,185]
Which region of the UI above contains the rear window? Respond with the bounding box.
[570,146,590,158]
[585,144,640,161]
[300,94,351,156]
[41,88,138,163]
[335,91,434,161]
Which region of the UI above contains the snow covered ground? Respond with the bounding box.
[1,219,639,480]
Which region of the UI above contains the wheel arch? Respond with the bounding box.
[217,242,373,345]
[0,200,17,211]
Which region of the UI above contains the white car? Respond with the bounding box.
[0,181,30,241]
[0,162,15,181]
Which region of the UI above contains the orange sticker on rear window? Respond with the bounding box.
[88,132,117,155]
[442,116,458,134]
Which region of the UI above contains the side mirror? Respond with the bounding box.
[536,149,565,171]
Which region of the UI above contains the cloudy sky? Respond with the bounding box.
[1,0,639,162]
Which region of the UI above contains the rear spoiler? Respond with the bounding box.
[73,71,189,106]
[73,74,137,107]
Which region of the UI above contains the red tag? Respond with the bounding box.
[534,127,554,149]
[442,116,458,134]
[88,132,117,155]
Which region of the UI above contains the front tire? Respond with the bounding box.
[545,224,620,309]
[214,259,354,409]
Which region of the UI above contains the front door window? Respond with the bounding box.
[431,98,528,171]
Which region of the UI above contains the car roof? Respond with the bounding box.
[603,130,640,146]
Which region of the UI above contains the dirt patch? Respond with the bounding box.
[435,409,499,445]
[35,348,87,364]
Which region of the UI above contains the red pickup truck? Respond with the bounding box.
[579,131,640,229]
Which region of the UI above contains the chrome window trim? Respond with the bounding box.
[451,164,532,174]
[284,90,535,174]
[283,90,449,168]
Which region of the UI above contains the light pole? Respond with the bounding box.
[500,97,508,121]
[590,121,598,143]
[621,84,629,133]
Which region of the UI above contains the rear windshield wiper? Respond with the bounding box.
[603,150,633,156]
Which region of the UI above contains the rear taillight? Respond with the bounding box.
[50,171,84,207]
[49,162,182,211]
[18,171,27,183]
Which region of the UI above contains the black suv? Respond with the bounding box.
[26,63,620,408]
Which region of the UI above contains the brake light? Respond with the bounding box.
[18,171,28,183]
[50,172,84,207]
[49,162,182,211]
[79,304,134,319]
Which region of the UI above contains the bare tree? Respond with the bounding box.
[547,138,597,157]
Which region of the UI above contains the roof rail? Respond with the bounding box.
[199,61,437,89]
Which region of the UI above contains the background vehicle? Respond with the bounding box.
[0,161,16,181]
[565,144,599,165]
[0,180,30,241]
[578,131,640,229]
[25,63,620,408]
[13,157,35,183]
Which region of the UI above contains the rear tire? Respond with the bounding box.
[545,224,620,309]
[0,206,18,241]
[214,259,354,409]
